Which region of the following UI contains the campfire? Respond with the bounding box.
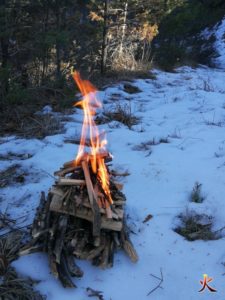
[22,72,138,288]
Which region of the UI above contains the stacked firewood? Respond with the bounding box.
[21,153,138,288]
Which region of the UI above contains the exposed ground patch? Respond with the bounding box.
[174,211,222,241]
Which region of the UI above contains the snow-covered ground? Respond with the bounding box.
[1,64,225,300]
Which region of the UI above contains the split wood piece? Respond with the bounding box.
[80,198,121,220]
[63,152,112,169]
[105,206,113,219]
[73,231,89,258]
[113,208,124,220]
[49,253,59,279]
[113,182,123,191]
[47,214,59,279]
[57,252,76,288]
[86,245,105,260]
[63,160,76,168]
[57,178,85,186]
[98,235,114,269]
[54,166,78,177]
[63,248,83,278]
[81,160,101,237]
[53,215,68,264]
[19,244,43,256]
[32,228,50,239]
[32,191,46,237]
[108,238,115,267]
[110,170,130,177]
[112,200,126,206]
[50,196,123,231]
[43,193,53,252]
[59,188,71,204]
[32,192,52,246]
[50,187,64,197]
[112,194,126,202]
[94,184,113,219]
[62,187,73,209]
[120,221,138,263]
[50,187,76,214]
[122,238,138,263]
[113,232,121,248]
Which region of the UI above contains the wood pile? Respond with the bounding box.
[21,153,138,288]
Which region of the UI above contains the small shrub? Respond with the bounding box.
[96,103,140,129]
[158,137,169,144]
[0,152,33,161]
[0,267,45,300]
[190,182,204,203]
[205,117,223,127]
[123,83,142,94]
[0,231,24,268]
[0,165,23,188]
[2,112,65,139]
[6,84,32,105]
[23,113,65,139]
[0,164,42,188]
[132,137,169,151]
[196,78,215,92]
[168,129,182,139]
[174,211,220,241]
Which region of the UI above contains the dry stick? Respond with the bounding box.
[120,219,138,263]
[81,160,101,237]
[110,170,130,177]
[62,187,72,207]
[54,166,77,177]
[86,287,104,300]
[48,214,59,279]
[19,244,43,256]
[57,178,85,186]
[64,153,112,169]
[63,248,83,278]
[147,268,163,296]
[57,252,76,288]
[94,184,113,219]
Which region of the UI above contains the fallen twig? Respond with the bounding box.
[86,287,105,300]
[147,268,163,296]
[143,214,153,224]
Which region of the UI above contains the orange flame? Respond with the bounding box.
[72,71,112,205]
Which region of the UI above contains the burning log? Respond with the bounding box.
[23,71,138,288]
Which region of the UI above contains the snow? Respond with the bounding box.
[0,65,224,299]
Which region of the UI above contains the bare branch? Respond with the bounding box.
[147,268,164,296]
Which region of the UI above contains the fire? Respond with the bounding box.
[72,71,113,205]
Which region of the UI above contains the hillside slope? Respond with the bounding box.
[213,17,225,68]
[153,0,225,70]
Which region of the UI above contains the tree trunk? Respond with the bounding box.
[0,0,9,95]
[41,2,50,85]
[55,4,61,81]
[119,1,128,55]
[101,0,109,75]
